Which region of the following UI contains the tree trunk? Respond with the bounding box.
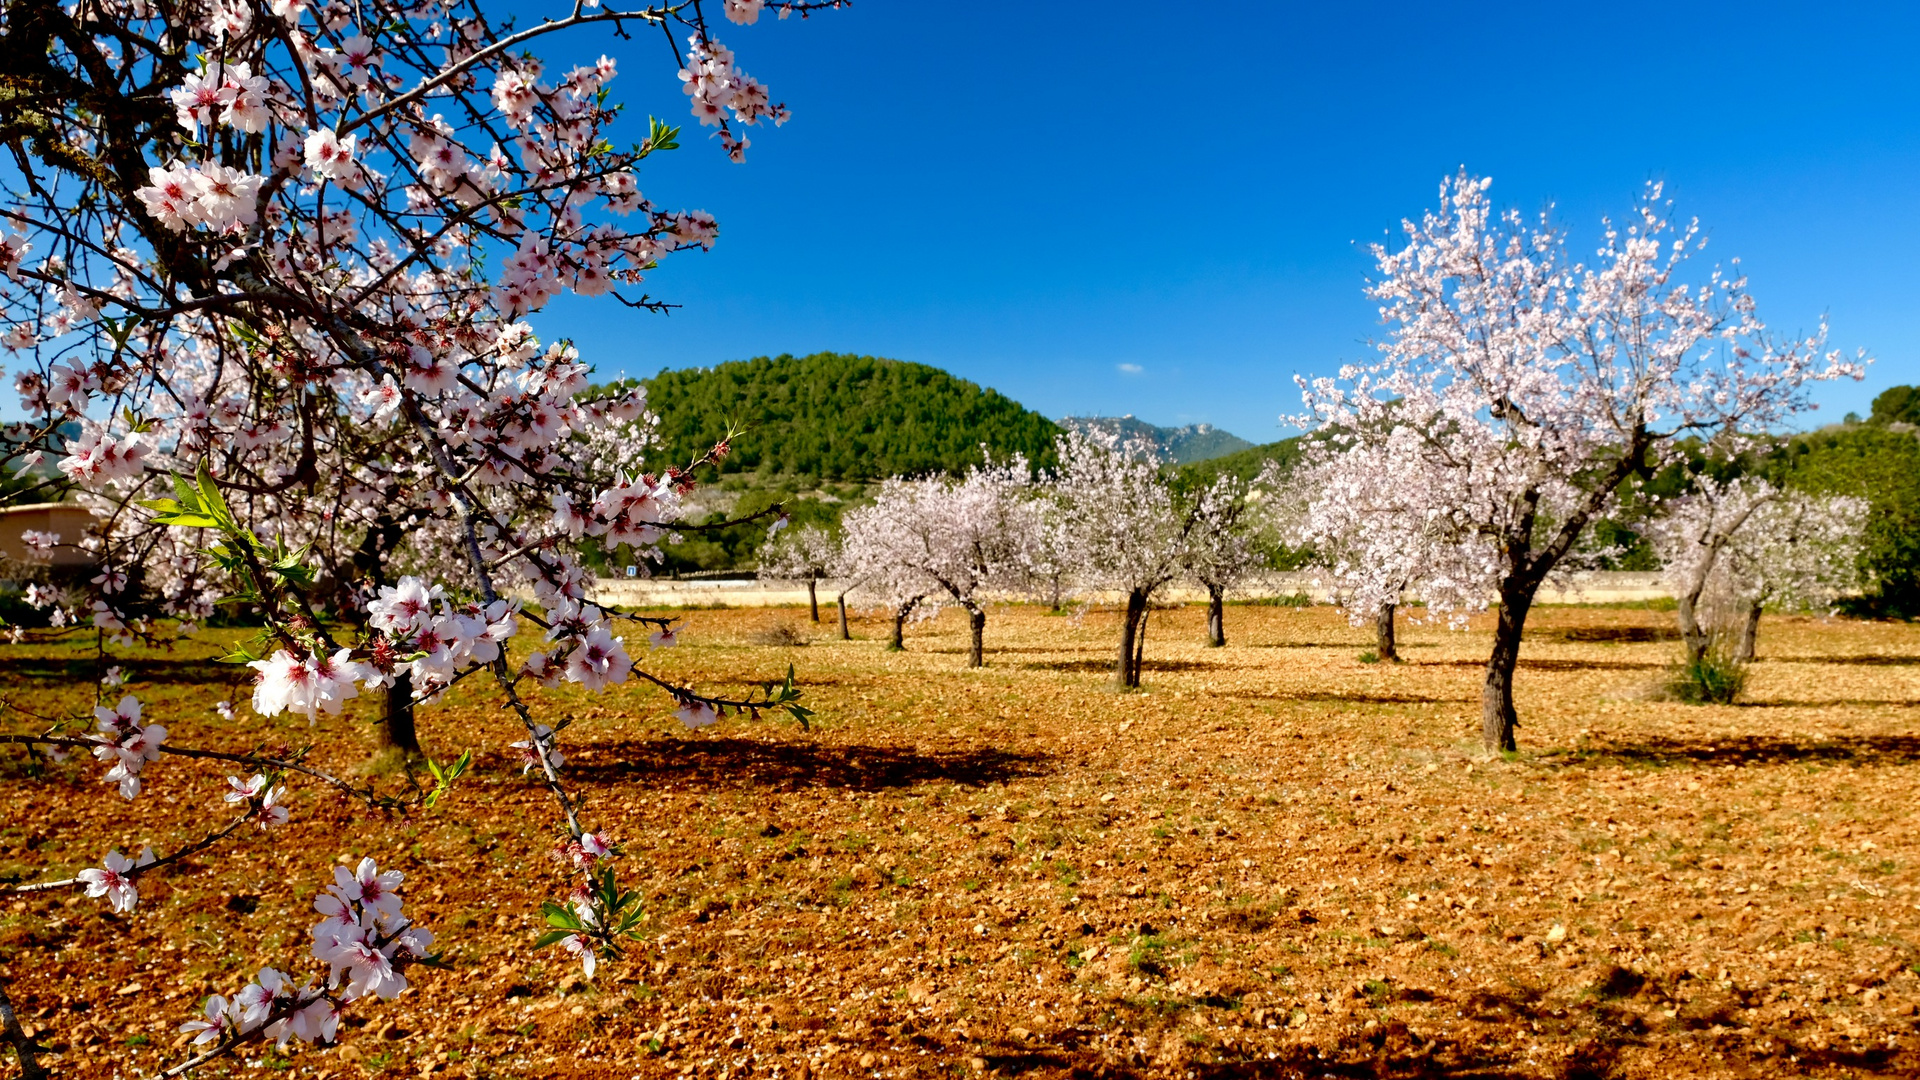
[1734,600,1762,663]
[807,579,819,623]
[0,976,47,1080]
[1206,586,1226,647]
[1481,580,1540,753]
[966,604,986,668]
[1376,603,1398,662]
[1134,604,1149,680]
[379,670,421,756]
[889,599,916,651]
[837,592,850,640]
[1675,590,1710,668]
[1115,589,1148,689]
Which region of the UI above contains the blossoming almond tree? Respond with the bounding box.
[1177,473,1266,648]
[1047,431,1189,689]
[833,460,1041,667]
[759,522,839,623]
[0,0,838,1072]
[1298,173,1862,752]
[1649,478,1870,662]
[1645,474,1781,666]
[1277,429,1497,662]
[1722,490,1870,660]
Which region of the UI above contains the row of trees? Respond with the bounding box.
[760,431,1265,686]
[763,175,1866,755]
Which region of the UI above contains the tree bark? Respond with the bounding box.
[806,579,819,623]
[837,592,850,640]
[1134,603,1149,681]
[1481,582,1539,753]
[1115,589,1148,689]
[1675,589,1710,668]
[888,598,917,651]
[966,604,986,668]
[1206,586,1226,648]
[379,670,422,756]
[0,977,47,1080]
[1734,600,1762,663]
[1376,602,1398,662]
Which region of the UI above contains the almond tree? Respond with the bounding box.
[1179,473,1265,648]
[1724,490,1869,659]
[835,502,930,652]
[1048,431,1188,688]
[1645,474,1780,665]
[759,523,838,622]
[834,460,1040,667]
[1279,430,1496,662]
[1651,479,1870,661]
[1299,173,1862,751]
[0,0,838,1071]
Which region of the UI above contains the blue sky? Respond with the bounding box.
[529,0,1920,442]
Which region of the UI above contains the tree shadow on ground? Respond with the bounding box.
[1548,734,1920,768]
[1221,689,1471,706]
[1538,626,1680,644]
[1770,654,1920,666]
[554,737,1055,792]
[1019,658,1228,674]
[1419,658,1663,672]
[958,1027,1538,1079]
[0,655,238,686]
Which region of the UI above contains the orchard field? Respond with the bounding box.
[4,603,1918,1080]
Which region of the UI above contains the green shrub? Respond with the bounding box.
[1667,644,1748,704]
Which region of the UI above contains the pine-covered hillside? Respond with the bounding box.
[634,353,1062,481]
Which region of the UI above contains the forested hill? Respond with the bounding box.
[631,353,1062,481]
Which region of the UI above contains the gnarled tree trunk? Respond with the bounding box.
[1734,600,1762,663]
[1206,585,1226,647]
[1115,589,1149,689]
[837,592,850,640]
[1376,602,1398,662]
[1675,589,1711,668]
[966,604,987,668]
[888,597,918,651]
[806,579,819,623]
[1482,579,1542,753]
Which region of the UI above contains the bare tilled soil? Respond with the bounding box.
[4,603,1919,1079]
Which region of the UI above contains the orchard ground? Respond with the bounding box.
[4,603,1918,1079]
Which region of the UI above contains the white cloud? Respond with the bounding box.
[1116,363,1144,375]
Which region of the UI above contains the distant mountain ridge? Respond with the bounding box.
[1059,415,1254,465]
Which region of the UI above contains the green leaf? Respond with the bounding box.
[216,647,260,664]
[647,116,681,152]
[532,929,577,949]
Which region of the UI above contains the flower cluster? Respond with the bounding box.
[225,773,291,829]
[365,577,518,695]
[179,859,430,1054]
[88,695,167,799]
[247,649,367,721]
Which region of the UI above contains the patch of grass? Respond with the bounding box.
[748,621,810,647]
[1665,644,1748,704]
[1357,651,1381,664]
